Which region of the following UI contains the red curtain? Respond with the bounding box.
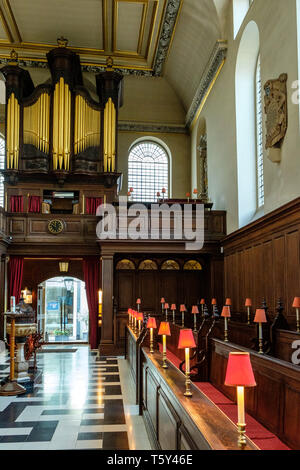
[8,255,24,303]
[86,197,103,215]
[10,195,24,213]
[83,257,100,349]
[28,195,41,213]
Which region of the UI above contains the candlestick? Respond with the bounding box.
[237,386,246,449]
[150,328,154,353]
[184,347,192,396]
[224,317,228,342]
[182,312,184,327]
[247,306,251,325]
[162,335,167,368]
[258,323,263,353]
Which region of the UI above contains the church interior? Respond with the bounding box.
[0,0,299,454]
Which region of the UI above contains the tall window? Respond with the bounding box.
[256,55,264,207]
[128,140,169,202]
[233,0,253,38]
[0,137,4,207]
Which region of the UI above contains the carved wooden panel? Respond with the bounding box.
[157,390,179,450]
[10,218,25,234]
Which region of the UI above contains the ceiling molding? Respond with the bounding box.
[118,120,188,134]
[185,40,227,128]
[152,0,182,76]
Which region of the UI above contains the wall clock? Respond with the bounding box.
[48,219,64,235]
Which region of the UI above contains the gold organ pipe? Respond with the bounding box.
[74,95,78,154]
[9,95,14,168]
[6,95,11,168]
[59,77,64,169]
[53,82,59,170]
[104,100,108,172]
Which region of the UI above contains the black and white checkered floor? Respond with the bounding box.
[0,345,131,450]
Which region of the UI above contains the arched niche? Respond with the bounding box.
[161,260,180,271]
[183,260,203,271]
[116,259,135,270]
[138,259,158,270]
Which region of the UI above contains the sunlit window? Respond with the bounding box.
[256,55,264,207]
[128,141,169,202]
[0,137,4,207]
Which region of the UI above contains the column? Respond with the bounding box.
[99,253,114,355]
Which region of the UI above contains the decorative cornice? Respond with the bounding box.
[185,40,227,128]
[153,0,182,76]
[118,121,188,134]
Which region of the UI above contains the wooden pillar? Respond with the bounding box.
[99,253,115,355]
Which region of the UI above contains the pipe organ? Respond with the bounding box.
[0,41,123,185]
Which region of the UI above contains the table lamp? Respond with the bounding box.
[200,298,205,317]
[171,304,176,324]
[292,297,300,332]
[178,329,196,397]
[136,298,141,312]
[158,321,171,368]
[221,306,231,342]
[164,303,169,321]
[128,308,132,327]
[146,317,157,353]
[180,304,186,327]
[137,312,144,333]
[225,352,256,449]
[254,309,267,354]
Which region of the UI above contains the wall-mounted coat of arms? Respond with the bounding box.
[264,73,288,162]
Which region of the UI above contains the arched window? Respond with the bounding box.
[256,55,264,208]
[128,140,169,202]
[0,136,4,207]
[235,21,260,227]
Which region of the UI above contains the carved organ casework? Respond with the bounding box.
[0,39,124,186]
[264,73,288,163]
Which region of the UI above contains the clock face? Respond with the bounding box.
[48,219,64,234]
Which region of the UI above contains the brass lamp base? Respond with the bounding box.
[258,338,264,354]
[184,372,193,397]
[0,380,26,396]
[162,361,168,369]
[237,423,247,449]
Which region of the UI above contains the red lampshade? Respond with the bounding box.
[171,304,176,310]
[160,297,165,304]
[128,308,132,314]
[162,188,166,193]
[254,309,267,323]
[136,298,141,304]
[225,298,232,306]
[193,188,198,194]
[146,317,157,329]
[164,303,169,309]
[137,312,144,322]
[186,192,191,198]
[180,304,186,312]
[157,192,160,197]
[200,299,205,305]
[225,352,256,387]
[221,306,231,318]
[158,321,171,336]
[292,297,300,308]
[191,305,199,314]
[178,329,196,349]
[245,298,252,307]
[129,187,134,192]
[211,298,217,305]
[127,191,131,196]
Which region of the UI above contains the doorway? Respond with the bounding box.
[38,276,89,343]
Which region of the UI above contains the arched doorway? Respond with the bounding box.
[38,276,89,343]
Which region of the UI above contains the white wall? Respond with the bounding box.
[193,0,300,234]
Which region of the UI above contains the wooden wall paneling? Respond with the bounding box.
[116,271,135,310]
[262,240,274,315]
[283,383,300,448]
[157,389,180,450]
[139,271,158,313]
[160,272,179,307]
[286,230,300,322]
[273,235,286,310]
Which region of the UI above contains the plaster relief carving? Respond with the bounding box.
[264,73,288,163]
